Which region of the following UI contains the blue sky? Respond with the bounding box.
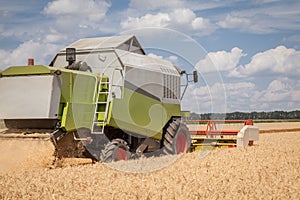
[0,0,299,113]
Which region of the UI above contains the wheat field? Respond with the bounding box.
[0,122,299,199]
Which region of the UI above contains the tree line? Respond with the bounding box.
[188,110,300,120]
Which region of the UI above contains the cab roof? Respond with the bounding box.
[61,35,145,55]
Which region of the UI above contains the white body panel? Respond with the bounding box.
[237,125,259,147]
[0,75,61,119]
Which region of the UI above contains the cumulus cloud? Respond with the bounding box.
[0,1,113,70]
[218,13,281,34]
[250,78,300,110]
[218,2,300,34]
[182,77,300,113]
[121,13,170,29]
[148,53,179,65]
[168,55,179,63]
[283,34,300,43]
[229,46,300,78]
[121,8,216,36]
[128,0,246,12]
[147,53,163,59]
[218,14,251,30]
[188,45,300,112]
[169,8,196,25]
[129,0,184,11]
[44,0,110,22]
[43,0,111,40]
[0,40,60,70]
[181,82,227,113]
[196,47,246,73]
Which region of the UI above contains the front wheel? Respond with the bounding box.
[163,119,191,154]
[100,139,131,162]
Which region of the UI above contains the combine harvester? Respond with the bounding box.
[0,35,258,164]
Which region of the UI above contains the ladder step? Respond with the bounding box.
[97,102,107,104]
[92,132,104,135]
[96,111,105,114]
[98,92,109,94]
[93,122,107,125]
[93,121,105,123]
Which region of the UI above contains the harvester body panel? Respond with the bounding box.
[0,65,98,132]
[0,75,61,119]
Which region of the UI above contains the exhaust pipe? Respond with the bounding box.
[28,58,34,66]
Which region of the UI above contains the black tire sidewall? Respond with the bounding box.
[172,124,191,154]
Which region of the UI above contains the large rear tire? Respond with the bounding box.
[163,119,191,154]
[100,139,131,162]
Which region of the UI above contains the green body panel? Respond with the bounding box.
[108,87,180,140]
[58,71,97,131]
[60,102,95,131]
[2,65,54,76]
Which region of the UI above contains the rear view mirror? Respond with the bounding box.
[193,70,198,83]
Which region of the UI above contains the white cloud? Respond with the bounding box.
[283,34,300,43]
[148,53,179,65]
[0,1,113,70]
[45,34,68,43]
[218,14,251,29]
[128,0,248,12]
[218,2,300,34]
[267,79,290,92]
[191,17,214,30]
[188,45,300,112]
[182,77,300,112]
[129,0,184,11]
[168,55,178,62]
[147,53,163,59]
[44,29,69,43]
[229,46,300,78]
[44,0,110,22]
[218,13,276,34]
[0,40,60,70]
[181,82,227,113]
[196,47,246,73]
[229,80,291,111]
[170,8,196,24]
[43,0,111,38]
[223,82,256,111]
[250,78,300,110]
[121,13,170,29]
[121,8,216,36]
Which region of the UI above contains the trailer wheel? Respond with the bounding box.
[163,119,191,154]
[100,139,131,162]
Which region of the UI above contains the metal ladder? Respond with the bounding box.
[91,75,111,134]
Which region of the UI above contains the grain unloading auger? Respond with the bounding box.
[0,35,259,163]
